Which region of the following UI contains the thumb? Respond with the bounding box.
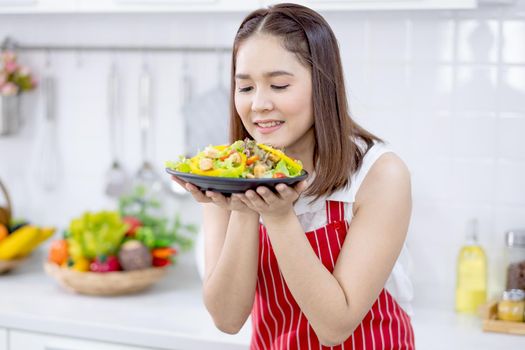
[295,180,308,194]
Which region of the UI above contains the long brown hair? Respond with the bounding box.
[230,3,382,199]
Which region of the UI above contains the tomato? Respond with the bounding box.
[273,172,287,178]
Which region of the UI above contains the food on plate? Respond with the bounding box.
[166,139,303,179]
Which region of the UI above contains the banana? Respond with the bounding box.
[0,225,40,260]
[17,226,56,258]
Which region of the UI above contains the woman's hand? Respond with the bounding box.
[171,175,211,203]
[238,180,308,219]
[171,175,254,213]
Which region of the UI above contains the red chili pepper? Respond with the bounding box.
[273,172,287,178]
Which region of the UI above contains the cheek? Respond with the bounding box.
[280,88,312,119]
[234,94,248,117]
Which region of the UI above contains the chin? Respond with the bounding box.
[255,135,287,148]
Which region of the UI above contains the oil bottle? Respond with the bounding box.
[455,218,487,313]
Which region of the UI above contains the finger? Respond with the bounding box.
[294,180,308,194]
[256,186,279,205]
[235,194,257,211]
[245,189,268,210]
[206,191,229,206]
[171,176,187,189]
[186,183,211,202]
[275,183,296,200]
[231,194,249,209]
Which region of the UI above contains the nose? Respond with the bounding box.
[251,88,273,113]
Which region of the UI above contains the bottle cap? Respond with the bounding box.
[505,230,525,247]
[502,289,525,301]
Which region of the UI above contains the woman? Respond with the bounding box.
[174,3,415,349]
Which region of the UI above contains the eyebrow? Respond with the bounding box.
[235,70,294,79]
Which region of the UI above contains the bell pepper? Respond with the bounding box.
[257,143,303,175]
[90,255,121,273]
[189,151,246,178]
[152,256,171,267]
[67,257,90,272]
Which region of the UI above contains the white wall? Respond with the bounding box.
[1,2,524,310]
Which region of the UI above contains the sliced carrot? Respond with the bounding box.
[246,155,259,165]
[152,247,177,259]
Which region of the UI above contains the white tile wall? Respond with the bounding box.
[1,2,524,310]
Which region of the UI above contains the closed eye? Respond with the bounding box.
[238,86,253,93]
[271,84,289,90]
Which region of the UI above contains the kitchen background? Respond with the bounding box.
[0,0,524,333]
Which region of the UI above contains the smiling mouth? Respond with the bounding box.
[254,121,285,128]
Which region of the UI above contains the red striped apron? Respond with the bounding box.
[251,200,415,350]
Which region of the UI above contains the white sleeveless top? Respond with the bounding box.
[292,141,414,315]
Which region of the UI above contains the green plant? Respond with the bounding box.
[118,185,197,251]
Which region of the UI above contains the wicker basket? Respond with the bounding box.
[0,258,26,274]
[0,178,12,228]
[44,262,168,296]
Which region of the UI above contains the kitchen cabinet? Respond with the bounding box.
[0,328,6,350]
[77,0,260,12]
[9,330,159,350]
[0,0,480,13]
[0,0,75,13]
[262,0,477,10]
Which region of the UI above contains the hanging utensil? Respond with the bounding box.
[134,63,164,195]
[181,53,193,158]
[104,62,129,198]
[182,50,229,157]
[168,56,195,197]
[35,75,61,191]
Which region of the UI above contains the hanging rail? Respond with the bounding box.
[1,36,231,53]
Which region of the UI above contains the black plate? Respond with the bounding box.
[166,168,308,195]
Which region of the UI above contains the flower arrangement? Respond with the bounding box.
[0,51,37,96]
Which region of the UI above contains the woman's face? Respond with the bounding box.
[234,34,314,151]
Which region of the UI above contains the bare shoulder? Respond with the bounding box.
[354,152,411,210]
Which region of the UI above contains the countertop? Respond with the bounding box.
[0,249,523,350]
[0,250,251,350]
